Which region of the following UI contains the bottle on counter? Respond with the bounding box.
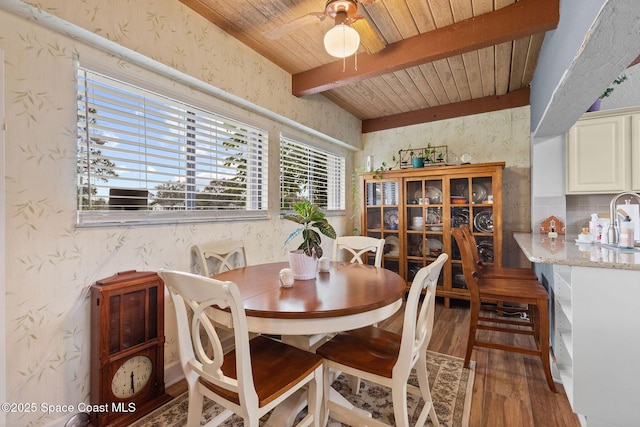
[619,216,635,248]
[589,214,599,240]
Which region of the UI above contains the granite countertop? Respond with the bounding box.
[513,232,640,271]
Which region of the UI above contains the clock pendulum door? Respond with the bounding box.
[90,270,172,427]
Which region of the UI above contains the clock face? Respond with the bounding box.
[111,355,152,399]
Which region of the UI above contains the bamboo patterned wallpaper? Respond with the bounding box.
[2,1,531,425]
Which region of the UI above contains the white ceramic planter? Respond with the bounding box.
[287,250,318,280]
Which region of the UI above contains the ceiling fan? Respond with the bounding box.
[264,0,386,57]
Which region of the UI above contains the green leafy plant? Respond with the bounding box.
[423,143,436,163]
[600,74,627,99]
[372,161,391,179]
[284,200,336,257]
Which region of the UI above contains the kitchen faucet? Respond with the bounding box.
[607,191,640,245]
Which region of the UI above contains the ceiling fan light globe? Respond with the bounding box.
[324,24,360,58]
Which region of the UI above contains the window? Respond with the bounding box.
[280,137,345,211]
[77,67,268,225]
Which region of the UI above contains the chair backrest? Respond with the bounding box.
[158,269,259,410]
[459,224,485,269]
[332,236,385,267]
[395,253,448,378]
[451,227,481,302]
[192,239,247,277]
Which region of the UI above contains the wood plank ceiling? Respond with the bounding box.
[180,0,559,133]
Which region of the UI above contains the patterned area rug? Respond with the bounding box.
[134,351,474,427]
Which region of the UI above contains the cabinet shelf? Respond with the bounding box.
[360,163,504,306]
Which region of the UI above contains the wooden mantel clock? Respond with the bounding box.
[90,270,172,427]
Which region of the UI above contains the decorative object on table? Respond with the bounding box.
[133,350,475,427]
[318,256,331,272]
[540,215,565,235]
[90,270,172,427]
[284,200,337,279]
[279,268,295,287]
[397,145,448,168]
[588,74,627,112]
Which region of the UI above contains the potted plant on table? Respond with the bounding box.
[284,200,337,279]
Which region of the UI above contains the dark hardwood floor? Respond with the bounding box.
[166,298,582,427]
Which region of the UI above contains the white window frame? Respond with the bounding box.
[280,136,345,211]
[77,67,268,226]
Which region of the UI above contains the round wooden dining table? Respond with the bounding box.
[211,261,406,336]
[211,261,406,427]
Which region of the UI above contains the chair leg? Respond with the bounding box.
[322,362,332,427]
[465,298,480,368]
[536,298,557,393]
[308,365,323,427]
[415,352,440,427]
[348,375,361,395]
[186,384,204,427]
[391,386,410,427]
[531,304,541,343]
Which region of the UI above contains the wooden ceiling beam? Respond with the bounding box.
[362,87,530,133]
[292,0,558,97]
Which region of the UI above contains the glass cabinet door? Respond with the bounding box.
[405,179,444,285]
[449,175,495,290]
[365,180,399,273]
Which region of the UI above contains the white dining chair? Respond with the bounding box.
[285,236,387,353]
[332,235,385,267]
[316,253,448,427]
[192,239,248,277]
[192,239,250,352]
[159,269,323,427]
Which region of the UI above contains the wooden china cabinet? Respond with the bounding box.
[359,162,505,307]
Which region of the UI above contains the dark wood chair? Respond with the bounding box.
[452,227,557,392]
[459,224,538,280]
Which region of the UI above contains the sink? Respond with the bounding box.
[600,243,640,252]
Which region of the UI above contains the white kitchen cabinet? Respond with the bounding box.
[566,107,640,194]
[551,265,640,427]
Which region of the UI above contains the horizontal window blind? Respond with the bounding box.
[77,67,268,225]
[280,137,345,211]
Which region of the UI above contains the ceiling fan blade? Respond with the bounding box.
[263,12,326,40]
[352,18,386,54]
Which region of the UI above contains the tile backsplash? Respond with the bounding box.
[566,194,636,235]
